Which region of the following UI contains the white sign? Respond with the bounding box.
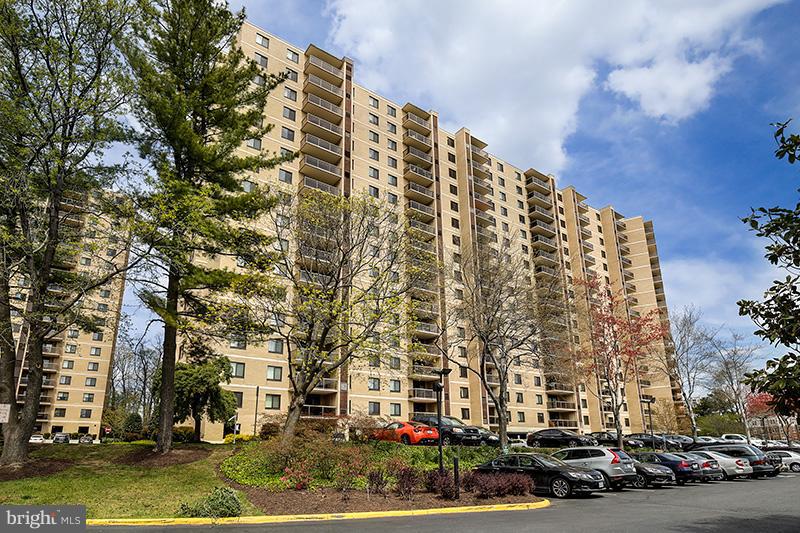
[0,403,10,424]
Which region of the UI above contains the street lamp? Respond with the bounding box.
[644,397,655,449]
[433,367,452,474]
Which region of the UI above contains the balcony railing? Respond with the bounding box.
[300,404,337,417]
[531,235,557,249]
[404,112,430,130]
[548,419,578,428]
[403,129,432,148]
[303,93,342,118]
[470,144,489,159]
[404,146,433,165]
[303,113,343,137]
[413,322,440,335]
[313,377,339,391]
[529,205,554,220]
[535,265,557,277]
[408,387,437,400]
[531,220,556,235]
[527,176,550,192]
[547,401,577,410]
[306,55,343,79]
[405,164,433,183]
[406,200,434,218]
[404,181,434,201]
[411,364,438,377]
[306,73,343,98]
[546,382,574,393]
[409,218,436,238]
[301,176,339,195]
[304,134,342,156]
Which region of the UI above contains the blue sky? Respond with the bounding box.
[125,1,800,363]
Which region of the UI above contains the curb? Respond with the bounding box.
[87,499,551,527]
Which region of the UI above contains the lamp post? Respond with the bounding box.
[433,367,452,474]
[645,397,655,449]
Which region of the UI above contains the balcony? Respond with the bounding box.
[300,404,338,418]
[410,280,437,299]
[62,213,84,227]
[535,265,557,278]
[304,54,344,85]
[533,250,558,266]
[409,219,436,241]
[618,232,629,243]
[409,344,440,360]
[620,256,632,267]
[577,201,589,212]
[302,113,343,143]
[412,300,439,319]
[403,112,431,135]
[616,220,626,231]
[582,240,594,252]
[409,240,435,257]
[548,419,579,428]
[584,254,596,266]
[546,382,574,394]
[301,134,342,164]
[531,235,557,251]
[526,175,551,194]
[297,245,336,268]
[547,401,577,411]
[527,190,552,208]
[403,146,433,168]
[403,130,432,151]
[412,321,440,339]
[300,269,334,287]
[529,205,554,222]
[473,191,493,211]
[618,244,631,255]
[304,73,344,104]
[473,175,492,195]
[19,377,55,388]
[404,182,434,203]
[471,160,490,179]
[404,164,434,186]
[580,226,592,239]
[530,220,556,237]
[578,213,590,226]
[405,200,435,222]
[474,210,495,227]
[312,377,339,393]
[302,93,342,124]
[486,374,500,385]
[470,144,489,163]
[300,155,341,185]
[476,226,497,242]
[410,364,439,381]
[408,387,437,402]
[624,269,634,281]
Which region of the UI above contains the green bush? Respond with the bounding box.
[43,433,51,439]
[172,426,196,443]
[177,487,242,518]
[223,433,257,444]
[123,412,143,434]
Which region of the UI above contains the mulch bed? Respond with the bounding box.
[0,459,73,482]
[236,485,541,515]
[119,447,211,467]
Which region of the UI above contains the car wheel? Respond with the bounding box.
[530,439,541,448]
[676,480,685,486]
[721,471,729,481]
[632,474,648,488]
[790,463,800,473]
[442,436,451,446]
[400,435,411,445]
[568,439,578,447]
[600,472,612,491]
[550,477,572,498]
[480,439,487,446]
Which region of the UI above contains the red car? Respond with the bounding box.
[372,421,439,445]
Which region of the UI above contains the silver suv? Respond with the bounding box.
[552,446,637,490]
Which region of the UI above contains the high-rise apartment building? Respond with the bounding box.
[10,193,128,437]
[197,22,681,441]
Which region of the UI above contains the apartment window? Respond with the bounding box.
[390,379,401,392]
[282,106,296,121]
[89,347,102,356]
[388,174,398,186]
[369,130,379,143]
[266,366,283,381]
[459,346,467,358]
[514,373,522,385]
[368,402,381,415]
[229,336,246,349]
[534,376,541,386]
[497,162,504,171]
[387,105,396,116]
[368,113,379,125]
[284,87,297,101]
[501,207,508,216]
[59,375,72,385]
[516,392,524,403]
[241,179,255,193]
[265,394,281,409]
[246,138,262,150]
[369,185,379,198]
[452,235,460,246]
[460,366,468,378]
[581,398,588,408]
[517,200,524,209]
[387,155,398,168]
[449,168,457,178]
[54,408,66,418]
[88,362,99,371]
[286,49,299,63]
[367,377,381,391]
[460,387,469,399]
[233,391,243,408]
[387,192,397,205]
[369,148,379,160]
[499,192,507,201]
[97,303,109,312]
[388,122,397,134]
[517,412,526,423]
[455,288,463,299]
[278,169,293,184]
[461,408,470,420]
[502,222,509,232]
[68,329,79,338]
[85,377,97,387]
[253,74,266,86]
[538,413,545,423]
[286,68,298,82]
[57,392,69,401]
[83,393,94,403]
[583,415,591,425]
[368,166,379,179]
[99,289,110,298]
[268,339,284,353]
[449,184,457,194]
[368,95,379,108]
[451,217,459,229]
[281,127,295,142]
[80,257,92,266]
[536,394,543,405]
[255,33,269,48]
[254,52,268,68]
[448,153,456,163]
[62,360,74,369]
[230,362,245,378]
[390,403,401,416]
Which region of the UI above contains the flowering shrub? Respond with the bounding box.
[394,466,420,500]
[280,460,313,490]
[366,469,389,498]
[469,472,533,498]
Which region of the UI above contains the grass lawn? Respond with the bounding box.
[0,443,260,518]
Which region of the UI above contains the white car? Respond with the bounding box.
[691,450,753,479]
[720,434,748,443]
[767,450,800,473]
[28,434,44,443]
[695,436,720,445]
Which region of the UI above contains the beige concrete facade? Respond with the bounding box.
[198,22,681,442]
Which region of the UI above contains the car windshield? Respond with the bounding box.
[440,416,465,426]
[660,453,684,461]
[559,430,579,436]
[534,454,567,467]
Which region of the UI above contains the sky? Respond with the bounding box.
[125,0,800,363]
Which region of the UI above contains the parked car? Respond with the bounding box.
[694,436,721,445]
[475,453,606,498]
[674,452,724,482]
[508,438,528,448]
[628,433,681,450]
[52,433,70,444]
[765,452,783,476]
[720,433,748,443]
[662,434,694,451]
[411,414,482,446]
[629,457,676,488]
[552,446,637,491]
[767,450,800,472]
[631,452,702,485]
[526,429,596,448]
[695,444,774,478]
[78,434,95,444]
[588,431,644,448]
[477,427,500,447]
[691,450,753,480]
[372,421,438,445]
[28,434,44,444]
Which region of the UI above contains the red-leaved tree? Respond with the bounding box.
[575,277,668,449]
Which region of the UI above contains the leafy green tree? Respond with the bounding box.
[173,351,237,442]
[123,412,144,434]
[697,413,746,437]
[694,389,736,416]
[124,0,290,453]
[740,119,800,422]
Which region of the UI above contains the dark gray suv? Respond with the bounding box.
[696,444,773,478]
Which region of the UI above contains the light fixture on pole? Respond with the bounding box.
[433,367,452,474]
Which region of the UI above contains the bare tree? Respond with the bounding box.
[654,305,717,441]
[709,332,760,443]
[441,236,564,448]
[241,189,434,439]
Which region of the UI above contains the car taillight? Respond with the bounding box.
[702,461,711,468]
[752,458,764,465]
[735,460,745,467]
[678,461,690,468]
[610,450,620,464]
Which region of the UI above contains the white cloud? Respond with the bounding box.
[325,0,782,171]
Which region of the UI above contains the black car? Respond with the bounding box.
[411,414,482,446]
[631,452,702,485]
[475,453,606,498]
[630,458,676,488]
[695,444,774,478]
[589,432,645,448]
[52,433,70,444]
[662,434,694,451]
[628,433,681,450]
[527,429,596,448]
[477,427,500,447]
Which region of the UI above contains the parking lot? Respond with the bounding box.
[93,472,800,533]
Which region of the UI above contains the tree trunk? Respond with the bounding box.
[615,413,624,450]
[0,260,23,465]
[1,333,44,465]
[193,413,202,443]
[498,393,508,449]
[282,391,305,442]
[155,268,180,453]
[686,402,699,442]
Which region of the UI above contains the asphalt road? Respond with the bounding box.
[93,472,800,533]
